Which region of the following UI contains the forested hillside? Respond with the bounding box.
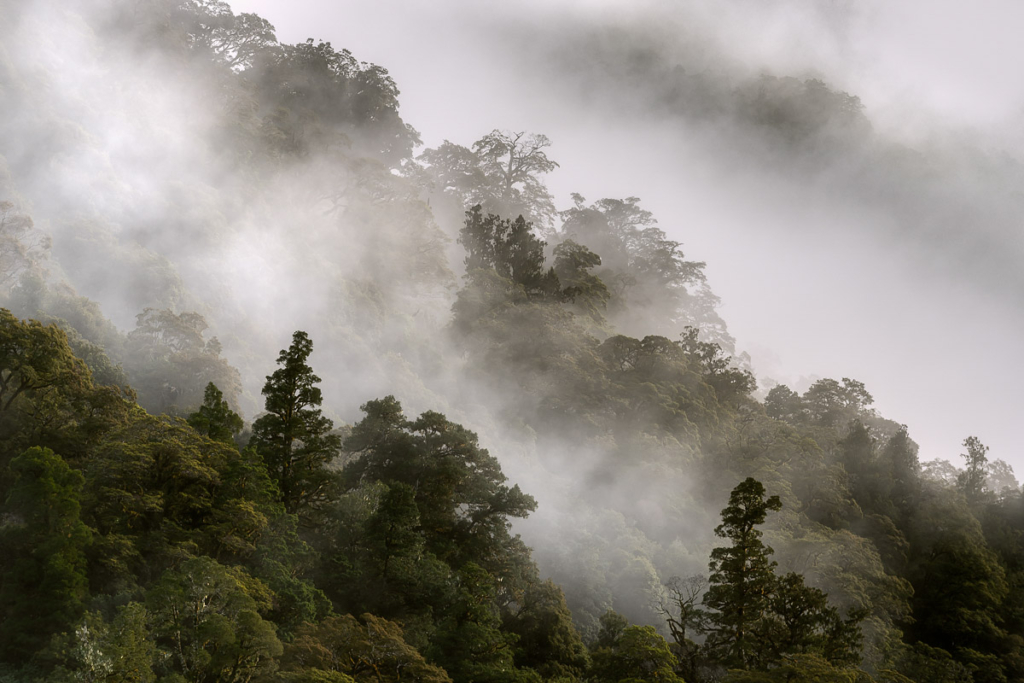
[2,1,1023,682]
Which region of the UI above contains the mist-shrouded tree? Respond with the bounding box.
[985,458,1018,499]
[659,574,707,682]
[0,201,48,292]
[921,459,960,487]
[764,384,804,423]
[123,308,242,416]
[0,309,90,431]
[883,426,920,518]
[958,435,990,504]
[188,382,244,445]
[703,477,782,669]
[420,130,559,229]
[252,37,417,162]
[473,130,560,229]
[250,331,341,515]
[552,239,610,321]
[557,194,732,350]
[678,326,756,404]
[184,2,279,71]
[458,205,560,300]
[801,377,873,429]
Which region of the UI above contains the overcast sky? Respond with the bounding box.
[231,0,1024,468]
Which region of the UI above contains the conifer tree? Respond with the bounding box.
[250,331,341,515]
[958,436,989,504]
[187,382,244,444]
[883,426,920,519]
[703,477,782,669]
[459,206,560,299]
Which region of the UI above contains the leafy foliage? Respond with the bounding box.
[421,131,559,229]
[250,331,342,515]
[2,4,1023,683]
[0,447,92,663]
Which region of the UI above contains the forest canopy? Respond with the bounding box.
[0,1,1020,682]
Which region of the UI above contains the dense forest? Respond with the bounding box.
[2,1,1024,682]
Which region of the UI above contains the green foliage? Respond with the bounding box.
[47,602,156,683]
[766,378,874,431]
[123,309,242,417]
[333,400,567,682]
[342,396,537,574]
[83,415,233,561]
[146,556,282,683]
[558,194,729,349]
[459,205,560,300]
[758,572,865,668]
[420,130,559,229]
[187,383,243,445]
[678,327,755,403]
[959,437,990,505]
[0,309,90,436]
[590,620,684,683]
[723,654,873,683]
[250,331,342,515]
[892,643,973,683]
[553,240,610,322]
[908,533,1008,654]
[282,613,450,683]
[503,580,590,680]
[6,4,1024,681]
[428,563,535,683]
[802,378,873,430]
[882,427,920,521]
[0,447,92,663]
[0,312,135,468]
[323,479,451,628]
[699,479,866,674]
[704,478,783,669]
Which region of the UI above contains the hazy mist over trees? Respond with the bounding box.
[2,0,1024,681]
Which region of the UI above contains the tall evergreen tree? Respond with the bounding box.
[703,477,782,669]
[883,426,920,520]
[342,397,537,574]
[187,382,244,445]
[250,331,341,515]
[958,436,990,504]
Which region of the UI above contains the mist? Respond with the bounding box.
[227,0,1024,467]
[3,0,1024,675]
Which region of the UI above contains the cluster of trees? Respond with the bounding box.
[5,273,1023,683]
[3,1,1024,683]
[1,311,851,682]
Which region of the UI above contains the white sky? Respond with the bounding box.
[231,0,1024,468]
